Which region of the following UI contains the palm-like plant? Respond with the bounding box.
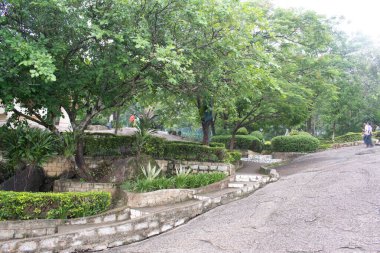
[140,162,162,180]
[175,164,192,176]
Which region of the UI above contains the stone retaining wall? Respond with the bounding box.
[43,156,72,177]
[53,180,118,196]
[122,189,194,208]
[0,219,62,241]
[332,141,361,149]
[271,152,306,160]
[121,176,233,208]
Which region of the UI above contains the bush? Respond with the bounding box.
[0,191,111,220]
[163,142,227,162]
[211,135,263,152]
[3,126,57,167]
[0,161,15,184]
[271,135,320,152]
[236,127,249,135]
[289,130,312,136]
[250,131,264,141]
[225,151,242,164]
[122,172,226,192]
[334,132,363,143]
[263,141,272,151]
[209,142,225,148]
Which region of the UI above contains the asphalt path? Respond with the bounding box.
[107,146,380,253]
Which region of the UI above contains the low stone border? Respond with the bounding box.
[0,219,62,241]
[0,171,279,253]
[271,152,306,160]
[53,180,118,196]
[121,176,233,208]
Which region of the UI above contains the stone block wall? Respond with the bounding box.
[53,180,118,196]
[0,219,62,241]
[122,189,194,208]
[271,152,306,160]
[42,156,72,177]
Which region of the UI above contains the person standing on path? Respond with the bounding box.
[364,122,374,147]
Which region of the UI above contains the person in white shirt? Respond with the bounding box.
[364,122,374,147]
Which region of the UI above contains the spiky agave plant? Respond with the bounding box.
[140,162,162,180]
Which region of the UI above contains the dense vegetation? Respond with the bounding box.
[0,191,111,220]
[1,0,379,179]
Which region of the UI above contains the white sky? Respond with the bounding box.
[271,0,380,42]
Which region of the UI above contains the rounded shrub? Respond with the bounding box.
[271,135,320,152]
[236,127,248,135]
[250,131,264,141]
[211,135,263,152]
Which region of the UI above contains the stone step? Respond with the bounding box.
[130,200,202,217]
[228,181,261,192]
[235,174,265,182]
[193,188,240,201]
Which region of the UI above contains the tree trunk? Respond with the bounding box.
[229,131,237,150]
[74,136,94,181]
[201,121,211,145]
[332,121,336,142]
[114,110,120,135]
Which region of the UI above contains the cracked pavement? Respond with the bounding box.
[107,146,380,253]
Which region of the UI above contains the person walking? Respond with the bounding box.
[364,122,374,147]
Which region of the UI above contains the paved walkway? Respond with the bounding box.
[106,146,380,253]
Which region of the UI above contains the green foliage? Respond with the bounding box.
[211,135,263,152]
[122,172,226,192]
[209,142,226,148]
[175,164,192,176]
[140,162,162,180]
[271,135,320,152]
[0,161,15,184]
[289,130,312,136]
[225,151,242,164]
[3,126,57,167]
[250,131,264,142]
[263,141,272,151]
[83,134,134,156]
[334,132,363,143]
[236,127,249,135]
[163,143,227,162]
[0,191,111,220]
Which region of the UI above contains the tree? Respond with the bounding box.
[0,0,193,179]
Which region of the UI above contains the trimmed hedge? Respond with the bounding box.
[0,191,111,220]
[226,151,242,164]
[163,142,227,162]
[334,132,363,143]
[83,134,165,158]
[271,135,320,152]
[236,127,248,135]
[209,142,225,148]
[250,131,264,141]
[211,135,263,152]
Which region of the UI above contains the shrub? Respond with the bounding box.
[163,142,227,162]
[271,135,320,152]
[0,191,111,220]
[209,142,225,148]
[122,172,226,192]
[263,141,272,151]
[211,135,263,152]
[334,132,363,143]
[83,134,134,156]
[236,127,249,135]
[225,151,242,164]
[3,126,57,167]
[250,131,264,141]
[289,130,312,136]
[0,161,14,184]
